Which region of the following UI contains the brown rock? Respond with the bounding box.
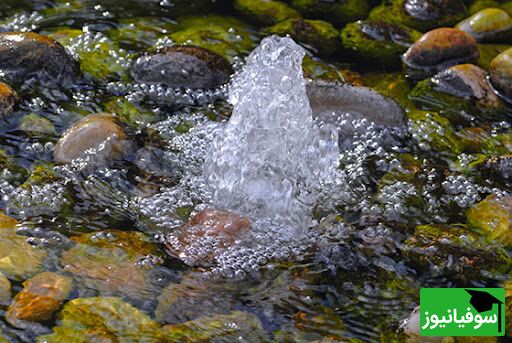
[403,28,479,79]
[490,47,512,100]
[0,271,10,305]
[163,208,251,266]
[53,113,127,164]
[7,272,73,323]
[0,82,18,117]
[0,32,79,86]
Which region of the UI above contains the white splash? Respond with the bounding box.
[204,36,339,230]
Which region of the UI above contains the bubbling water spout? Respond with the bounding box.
[204,36,339,230]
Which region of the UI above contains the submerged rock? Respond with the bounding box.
[0,213,47,280]
[489,47,512,100]
[38,297,162,343]
[457,8,512,43]
[163,208,251,266]
[403,28,479,80]
[0,32,79,86]
[53,113,127,164]
[340,20,422,67]
[402,224,512,279]
[0,82,18,117]
[234,0,301,26]
[61,230,163,300]
[7,272,72,323]
[19,113,57,137]
[289,0,370,26]
[161,311,269,342]
[409,64,507,122]
[268,18,339,57]
[467,194,512,248]
[307,80,406,132]
[130,46,233,89]
[0,271,10,305]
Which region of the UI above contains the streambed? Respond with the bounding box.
[0,1,511,342]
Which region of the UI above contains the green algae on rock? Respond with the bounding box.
[289,0,369,26]
[107,17,177,50]
[302,56,361,84]
[368,0,466,32]
[407,110,463,154]
[477,43,511,69]
[0,271,10,305]
[467,194,512,248]
[402,224,512,279]
[0,32,79,86]
[169,16,257,62]
[7,272,73,323]
[53,113,127,164]
[340,20,422,67]
[104,97,159,127]
[0,82,18,117]
[409,64,508,123]
[161,311,269,342]
[362,72,414,109]
[403,28,479,80]
[60,230,163,300]
[457,8,512,43]
[0,213,47,281]
[234,0,300,26]
[268,18,338,57]
[38,297,162,343]
[130,45,233,89]
[19,113,57,137]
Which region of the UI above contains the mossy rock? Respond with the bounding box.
[161,311,269,341]
[363,72,414,109]
[19,113,57,137]
[481,132,512,155]
[169,16,257,62]
[368,0,467,32]
[340,20,422,67]
[38,297,162,343]
[267,18,338,56]
[302,56,361,84]
[107,17,177,49]
[104,97,158,127]
[234,0,300,26]
[50,30,131,82]
[402,224,512,278]
[467,194,512,247]
[477,43,511,69]
[289,0,370,26]
[468,0,501,15]
[20,164,63,190]
[408,71,509,124]
[0,270,10,305]
[408,110,463,154]
[0,213,48,281]
[0,149,28,183]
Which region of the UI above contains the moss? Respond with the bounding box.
[0,149,27,182]
[502,2,512,17]
[363,72,415,109]
[467,194,512,247]
[104,97,158,127]
[302,56,360,84]
[403,224,512,278]
[368,0,467,32]
[409,77,508,124]
[468,0,500,15]
[481,132,512,155]
[234,0,300,26]
[267,18,339,56]
[21,164,61,190]
[107,17,177,49]
[477,43,511,69]
[340,20,422,67]
[408,110,463,154]
[289,0,369,26]
[169,16,257,62]
[19,113,57,137]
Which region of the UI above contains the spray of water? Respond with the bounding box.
[204,35,339,230]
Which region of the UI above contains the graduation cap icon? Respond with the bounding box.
[465,289,503,333]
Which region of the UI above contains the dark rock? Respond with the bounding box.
[130,45,233,89]
[0,32,79,86]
